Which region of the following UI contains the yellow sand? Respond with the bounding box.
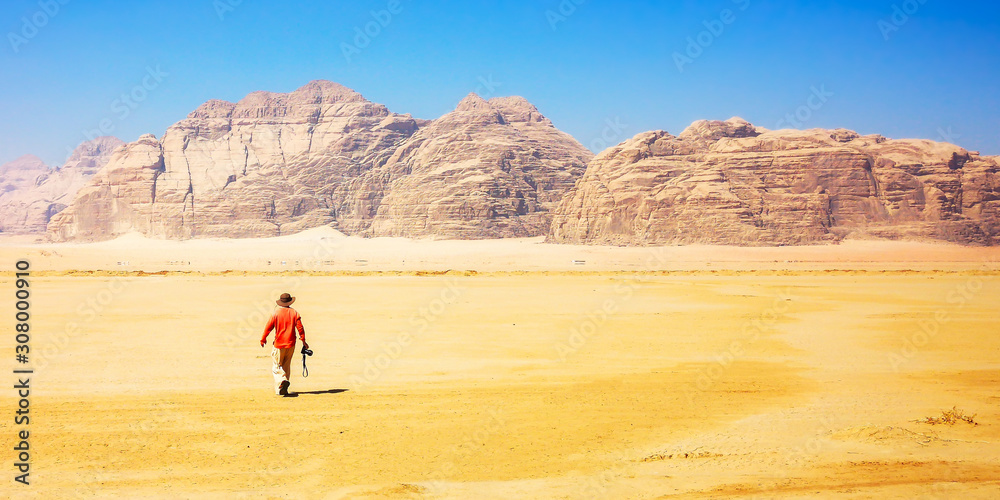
[0,233,998,498]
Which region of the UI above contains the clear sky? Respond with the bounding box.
[2,0,998,166]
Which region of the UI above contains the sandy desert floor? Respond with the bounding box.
[1,233,999,498]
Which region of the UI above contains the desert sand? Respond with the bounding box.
[1,231,998,498]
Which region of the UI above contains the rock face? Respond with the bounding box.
[0,155,51,232]
[551,118,1000,246]
[0,137,123,233]
[367,94,592,238]
[49,81,592,241]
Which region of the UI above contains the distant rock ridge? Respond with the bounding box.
[0,136,124,233]
[550,118,1000,246]
[40,83,1000,246]
[0,155,49,191]
[366,93,592,238]
[48,81,593,241]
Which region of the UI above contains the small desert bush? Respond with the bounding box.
[918,407,978,426]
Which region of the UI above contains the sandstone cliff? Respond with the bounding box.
[50,81,416,240]
[367,94,592,238]
[550,118,1000,246]
[49,81,592,241]
[0,136,123,233]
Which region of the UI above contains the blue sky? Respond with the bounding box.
[2,0,998,166]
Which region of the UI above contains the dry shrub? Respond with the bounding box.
[919,407,978,426]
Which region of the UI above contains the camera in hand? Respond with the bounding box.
[301,346,313,356]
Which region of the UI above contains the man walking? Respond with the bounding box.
[261,293,308,396]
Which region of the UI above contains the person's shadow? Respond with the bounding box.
[284,389,348,397]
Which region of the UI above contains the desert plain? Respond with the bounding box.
[1,230,999,499]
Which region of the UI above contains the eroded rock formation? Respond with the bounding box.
[367,94,592,238]
[550,118,1000,245]
[49,81,592,241]
[0,136,123,233]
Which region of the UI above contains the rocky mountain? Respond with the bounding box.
[0,136,123,233]
[550,118,1000,246]
[49,81,592,241]
[0,155,50,195]
[367,94,592,238]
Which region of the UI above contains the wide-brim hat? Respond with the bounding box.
[276,293,295,306]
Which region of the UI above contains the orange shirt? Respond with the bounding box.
[262,306,305,348]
